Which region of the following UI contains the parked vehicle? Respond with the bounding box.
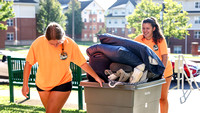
[169,55,200,79]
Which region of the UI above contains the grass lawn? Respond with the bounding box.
[0,85,86,113]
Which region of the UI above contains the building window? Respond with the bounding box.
[84,34,87,39]
[99,25,102,30]
[114,11,118,14]
[7,19,13,26]
[194,31,200,39]
[121,28,125,34]
[114,20,118,24]
[93,18,96,22]
[99,11,102,14]
[128,29,132,34]
[93,34,96,37]
[195,2,200,8]
[84,25,87,29]
[90,18,92,22]
[84,18,87,22]
[194,16,200,24]
[122,11,125,14]
[109,20,111,24]
[89,26,92,30]
[89,34,92,38]
[198,46,200,51]
[93,3,95,7]
[114,28,117,33]
[122,20,125,24]
[93,26,96,30]
[108,28,111,33]
[99,18,102,22]
[7,33,14,40]
[84,11,87,14]
[129,9,132,14]
[174,46,182,53]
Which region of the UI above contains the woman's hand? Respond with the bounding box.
[94,77,105,87]
[80,62,105,87]
[22,85,29,98]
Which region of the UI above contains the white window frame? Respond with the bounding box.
[93,18,96,22]
[108,20,111,24]
[7,19,13,26]
[89,34,92,38]
[114,28,117,33]
[84,34,87,39]
[121,28,125,34]
[195,2,200,8]
[194,31,200,39]
[194,16,200,24]
[84,25,87,29]
[174,46,182,53]
[7,32,14,41]
[114,20,118,24]
[122,20,125,24]
[99,25,102,30]
[128,29,132,34]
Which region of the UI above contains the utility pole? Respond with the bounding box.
[72,0,75,40]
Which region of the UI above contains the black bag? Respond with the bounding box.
[87,52,111,83]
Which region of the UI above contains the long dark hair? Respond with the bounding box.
[45,22,65,40]
[142,17,164,44]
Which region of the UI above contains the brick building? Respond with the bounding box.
[0,0,37,49]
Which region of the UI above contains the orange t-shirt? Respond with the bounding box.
[26,36,86,90]
[134,34,173,78]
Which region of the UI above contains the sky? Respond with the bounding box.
[79,0,117,10]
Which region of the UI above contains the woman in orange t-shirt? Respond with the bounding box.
[134,17,173,113]
[22,22,104,113]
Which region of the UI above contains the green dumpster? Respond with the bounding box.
[80,79,165,113]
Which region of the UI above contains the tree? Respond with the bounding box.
[126,0,192,45]
[65,0,83,38]
[0,0,15,30]
[37,0,67,34]
[162,0,192,44]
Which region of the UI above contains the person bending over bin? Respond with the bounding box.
[22,22,104,113]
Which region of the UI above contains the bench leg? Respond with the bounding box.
[78,86,83,110]
[9,83,14,102]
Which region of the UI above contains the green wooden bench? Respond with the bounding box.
[7,56,84,110]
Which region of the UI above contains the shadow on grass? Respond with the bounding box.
[0,103,86,113]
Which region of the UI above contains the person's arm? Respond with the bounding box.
[161,54,168,67]
[80,62,104,87]
[22,61,32,98]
